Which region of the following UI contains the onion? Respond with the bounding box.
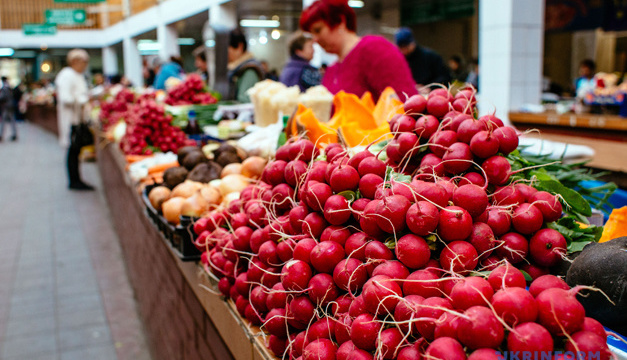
[162,197,185,224]
[219,174,250,195]
[221,192,241,207]
[200,185,222,206]
[241,156,267,180]
[171,180,203,198]
[221,163,243,178]
[181,191,210,218]
[148,186,171,211]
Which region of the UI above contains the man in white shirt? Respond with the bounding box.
[55,49,93,190]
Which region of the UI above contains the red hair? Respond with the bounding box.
[300,0,356,32]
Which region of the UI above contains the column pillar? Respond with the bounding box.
[478,0,544,126]
[123,36,143,87]
[102,46,118,77]
[208,2,237,97]
[157,23,180,61]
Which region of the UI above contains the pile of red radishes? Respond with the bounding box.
[164,73,218,106]
[119,97,195,155]
[190,86,613,360]
[99,88,136,132]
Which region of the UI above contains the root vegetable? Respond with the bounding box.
[482,155,511,186]
[350,313,382,351]
[321,226,352,246]
[302,339,337,360]
[376,328,405,359]
[281,259,313,291]
[324,195,352,225]
[310,241,346,274]
[495,232,529,264]
[415,297,454,340]
[450,276,494,310]
[511,203,544,235]
[394,295,424,335]
[406,201,440,236]
[506,322,553,358]
[395,234,431,270]
[440,241,479,274]
[442,142,473,174]
[358,156,387,178]
[333,258,368,293]
[438,206,473,242]
[330,166,360,192]
[452,184,489,218]
[149,186,171,211]
[536,288,585,336]
[529,228,567,267]
[528,274,570,298]
[487,264,526,291]
[424,337,467,360]
[375,195,411,234]
[470,130,500,159]
[491,287,538,326]
[362,275,403,316]
[468,222,496,260]
[457,306,505,350]
[403,269,442,298]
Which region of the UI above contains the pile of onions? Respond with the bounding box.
[241,156,267,180]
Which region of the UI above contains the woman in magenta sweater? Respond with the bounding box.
[300,0,417,102]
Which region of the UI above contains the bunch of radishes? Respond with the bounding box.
[188,86,611,359]
[119,97,195,155]
[164,73,218,106]
[99,88,136,132]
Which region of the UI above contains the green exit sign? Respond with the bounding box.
[22,23,57,36]
[45,9,86,25]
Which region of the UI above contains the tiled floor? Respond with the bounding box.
[0,122,152,360]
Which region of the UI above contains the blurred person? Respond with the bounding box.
[55,49,93,190]
[466,58,479,90]
[260,61,278,81]
[12,80,26,121]
[395,27,450,89]
[575,59,596,97]
[279,32,321,91]
[227,28,264,103]
[90,73,106,98]
[448,55,468,83]
[153,56,184,90]
[300,0,417,101]
[193,46,209,82]
[0,76,17,141]
[143,57,156,87]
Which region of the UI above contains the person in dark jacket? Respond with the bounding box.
[227,28,264,103]
[0,76,17,141]
[395,27,450,89]
[280,32,321,91]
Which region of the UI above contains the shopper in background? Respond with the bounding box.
[575,59,596,98]
[153,56,184,90]
[395,27,450,90]
[193,46,209,83]
[448,55,468,83]
[260,61,279,81]
[55,49,93,190]
[466,58,479,90]
[142,57,156,87]
[0,76,17,142]
[227,28,264,103]
[280,32,321,92]
[300,0,417,101]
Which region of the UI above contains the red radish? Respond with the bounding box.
[418,154,445,176]
[374,187,393,201]
[307,318,336,341]
[281,259,312,291]
[323,195,351,225]
[344,232,370,261]
[397,132,420,156]
[333,258,368,293]
[362,275,403,316]
[287,296,316,329]
[429,130,458,157]
[405,94,427,114]
[308,160,329,183]
[479,114,504,129]
[491,287,538,326]
[352,198,370,222]
[415,115,439,139]
[261,267,281,288]
[372,260,410,284]
[348,349,374,360]
[487,208,512,236]
[536,288,585,335]
[376,328,405,359]
[412,181,450,208]
[492,185,525,206]
[390,181,417,203]
[452,184,489,218]
[511,203,543,235]
[447,113,473,132]
[310,241,345,274]
[348,150,374,169]
[530,191,563,223]
[247,201,268,228]
[335,314,353,345]
[415,297,454,340]
[397,340,425,360]
[391,115,416,133]
[438,206,473,242]
[218,277,232,297]
[271,183,295,211]
[468,222,496,260]
[395,234,431,270]
[424,337,467,360]
[507,322,554,357]
[249,286,268,313]
[406,201,440,236]
[442,142,473,174]
[360,200,385,237]
[266,283,287,310]
[289,139,318,162]
[403,269,442,298]
[232,227,253,252]
[303,212,328,239]
[326,145,344,161]
[496,232,529,264]
[564,331,612,360]
[365,241,394,271]
[302,339,337,360]
[514,183,538,202]
[457,118,488,144]
[386,140,403,163]
[359,174,384,200]
[582,317,607,340]
[482,155,511,185]
[268,335,287,356]
[488,264,527,291]
[426,95,450,118]
[246,258,268,284]
[230,212,249,229]
[263,308,288,337]
[285,160,308,187]
[457,306,505,350]
[479,256,501,271]
[348,295,367,318]
[519,262,549,281]
[333,294,352,316]
[528,275,570,298]
[459,172,486,187]
[493,126,519,155]
[452,98,470,113]
[320,226,351,246]
[440,241,479,274]
[351,313,382,351]
[431,88,453,101]
[529,228,567,267]
[468,348,501,360]
[235,273,252,297]
[293,238,317,265]
[259,241,280,266]
[275,143,292,161]
[264,160,288,186]
[375,195,411,234]
[305,182,333,212]
[291,331,308,358]
[394,295,424,335]
[469,130,500,159]
[308,273,340,305]
[337,341,356,360]
[436,178,456,199]
[450,276,494,310]
[434,312,461,340]
[358,156,386,178]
